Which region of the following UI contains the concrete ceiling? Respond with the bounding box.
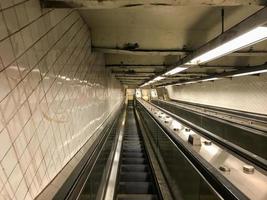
[44,1,267,88]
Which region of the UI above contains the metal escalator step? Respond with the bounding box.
[124,137,140,140]
[117,194,158,200]
[124,139,141,142]
[123,146,143,150]
[120,172,152,182]
[122,152,145,158]
[122,145,144,150]
[122,158,147,164]
[118,182,156,194]
[121,164,149,172]
[123,143,142,146]
[124,141,142,144]
[123,149,143,153]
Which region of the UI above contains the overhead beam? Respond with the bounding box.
[116,77,151,80]
[120,79,145,81]
[95,48,267,57]
[112,72,156,76]
[108,64,245,69]
[93,48,189,56]
[106,64,167,69]
[43,0,267,9]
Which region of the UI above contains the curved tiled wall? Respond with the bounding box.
[0,1,123,199]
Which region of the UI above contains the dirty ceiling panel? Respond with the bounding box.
[43,1,266,87]
[75,4,266,87]
[79,6,261,49]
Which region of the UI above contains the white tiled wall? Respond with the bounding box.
[0,1,123,199]
[166,73,267,114]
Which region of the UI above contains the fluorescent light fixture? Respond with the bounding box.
[164,67,188,76]
[186,26,267,65]
[185,81,199,84]
[232,69,267,77]
[201,77,221,82]
[153,76,165,81]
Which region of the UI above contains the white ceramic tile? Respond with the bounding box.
[0,183,13,199]
[0,38,15,67]
[6,112,23,142]
[16,101,31,127]
[0,93,17,123]
[0,129,12,161]
[15,3,30,28]
[0,70,11,102]
[33,148,43,169]
[20,148,32,174]
[14,179,28,200]
[28,134,39,156]
[16,53,31,78]
[2,7,19,34]
[24,192,33,200]
[23,119,35,143]
[14,131,27,158]
[13,0,25,5]
[26,48,38,70]
[25,0,41,23]
[0,0,14,9]
[10,32,25,58]
[12,84,27,109]
[21,26,34,50]
[24,164,34,187]
[0,12,8,41]
[1,147,18,177]
[4,64,21,90]
[8,164,23,192]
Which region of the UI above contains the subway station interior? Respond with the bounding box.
[0,0,267,200]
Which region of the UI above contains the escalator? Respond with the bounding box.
[116,100,161,200]
[54,99,253,200]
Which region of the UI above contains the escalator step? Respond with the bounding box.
[116,103,159,199]
[122,152,145,158]
[123,147,143,151]
[117,194,158,200]
[120,172,152,182]
[123,149,143,153]
[118,182,156,194]
[122,158,147,164]
[123,144,143,147]
[121,164,149,172]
